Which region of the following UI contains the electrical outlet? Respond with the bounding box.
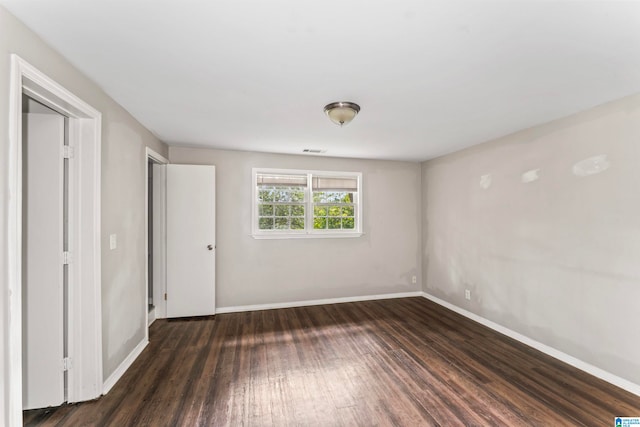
[411,275,417,284]
[465,289,471,300]
[109,234,117,250]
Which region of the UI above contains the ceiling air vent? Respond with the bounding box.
[302,149,326,154]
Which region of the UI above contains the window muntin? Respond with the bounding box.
[253,169,361,238]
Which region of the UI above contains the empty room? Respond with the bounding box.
[1,0,639,426]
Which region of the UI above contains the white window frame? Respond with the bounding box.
[251,168,363,239]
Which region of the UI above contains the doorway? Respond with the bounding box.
[8,55,103,426]
[146,148,168,329]
[21,96,69,410]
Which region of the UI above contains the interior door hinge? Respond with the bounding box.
[62,145,75,159]
[164,293,167,301]
[62,357,73,371]
[62,251,72,265]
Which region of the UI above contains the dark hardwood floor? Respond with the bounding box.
[24,297,640,426]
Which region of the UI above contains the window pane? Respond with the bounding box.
[291,190,305,202]
[259,218,274,229]
[275,218,289,229]
[328,218,342,229]
[258,204,273,216]
[343,217,355,229]
[291,205,305,216]
[328,206,341,217]
[313,190,355,203]
[258,189,274,202]
[314,217,327,229]
[314,206,327,217]
[274,205,290,217]
[342,205,354,217]
[273,189,291,202]
[291,218,305,229]
[330,192,345,203]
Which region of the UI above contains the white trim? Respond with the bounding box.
[7,52,24,427]
[421,292,640,397]
[147,148,168,164]
[216,291,422,314]
[7,55,102,425]
[102,339,148,394]
[251,232,363,240]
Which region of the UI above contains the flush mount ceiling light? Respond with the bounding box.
[324,101,360,126]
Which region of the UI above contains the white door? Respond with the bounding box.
[166,165,216,318]
[22,112,65,409]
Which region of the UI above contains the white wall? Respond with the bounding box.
[0,6,168,421]
[422,93,640,386]
[169,147,422,308]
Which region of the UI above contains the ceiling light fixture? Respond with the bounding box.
[324,102,360,126]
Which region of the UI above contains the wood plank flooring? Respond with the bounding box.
[24,297,640,426]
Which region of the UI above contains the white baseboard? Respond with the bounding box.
[102,338,148,395]
[216,291,423,314]
[421,292,640,397]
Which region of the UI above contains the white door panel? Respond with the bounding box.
[22,112,65,409]
[166,165,216,318]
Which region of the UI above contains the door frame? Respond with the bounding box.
[145,148,168,328]
[7,55,102,425]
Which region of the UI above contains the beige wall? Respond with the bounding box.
[169,147,422,308]
[422,93,640,385]
[0,6,168,421]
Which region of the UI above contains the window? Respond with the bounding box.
[255,174,307,231]
[252,168,362,239]
[312,177,357,231]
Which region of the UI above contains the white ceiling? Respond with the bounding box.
[3,1,640,161]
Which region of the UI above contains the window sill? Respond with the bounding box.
[251,232,363,240]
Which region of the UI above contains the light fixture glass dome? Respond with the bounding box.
[324,102,360,126]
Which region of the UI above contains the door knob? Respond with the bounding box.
[207,244,213,250]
